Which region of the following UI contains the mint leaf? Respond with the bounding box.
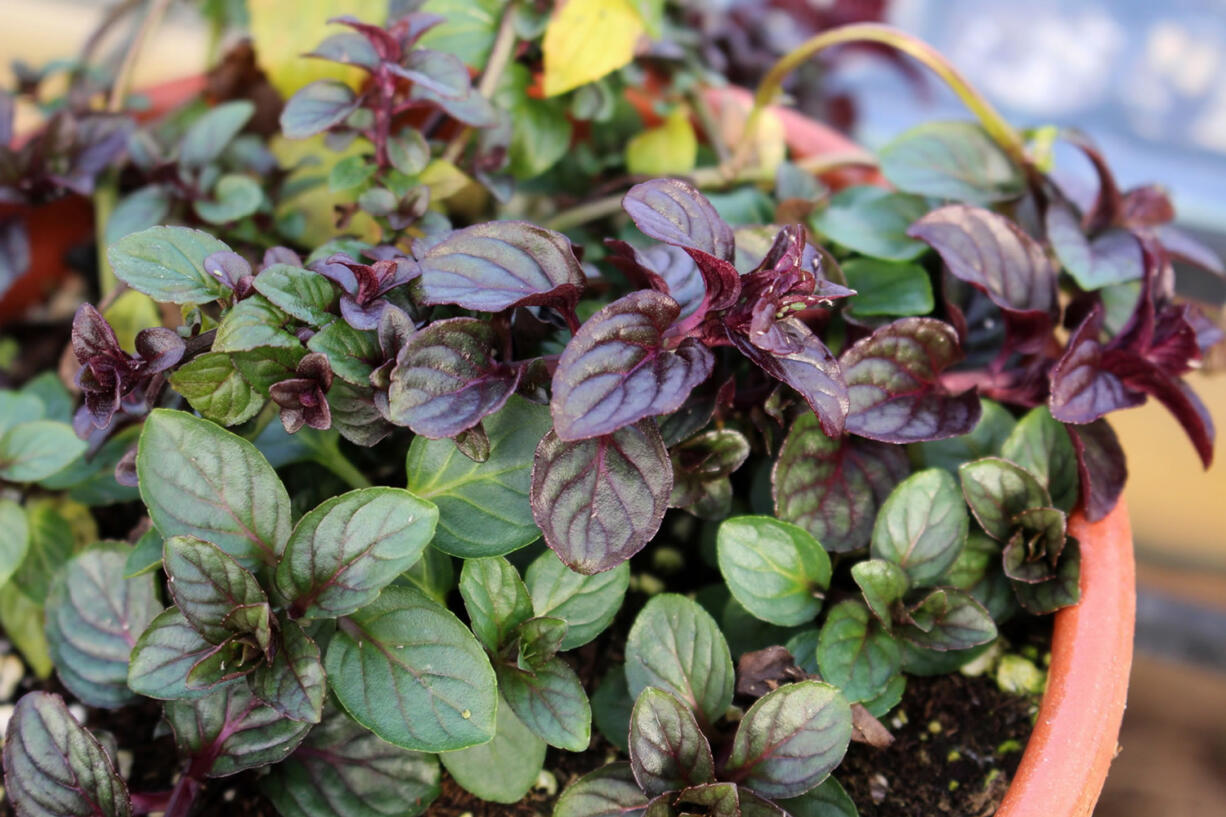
[879,121,1024,205]
[0,421,87,482]
[958,457,1051,541]
[525,549,629,650]
[628,686,715,796]
[496,655,590,751]
[251,617,325,724]
[127,607,218,701]
[164,535,269,644]
[815,600,901,704]
[870,468,968,587]
[165,682,311,776]
[458,556,533,652]
[108,226,232,304]
[553,763,648,817]
[716,515,831,627]
[439,696,545,804]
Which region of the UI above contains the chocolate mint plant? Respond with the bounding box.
[0,5,1221,817]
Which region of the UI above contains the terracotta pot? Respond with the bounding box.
[702,84,1136,816]
[0,75,208,325]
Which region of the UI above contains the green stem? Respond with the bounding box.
[106,0,175,113]
[93,173,119,297]
[314,443,371,490]
[744,23,1027,168]
[440,6,519,166]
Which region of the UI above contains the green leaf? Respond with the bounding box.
[499,64,572,179]
[275,488,438,619]
[164,535,269,643]
[959,457,1051,541]
[497,655,591,751]
[326,585,497,751]
[165,682,311,777]
[262,704,440,817]
[785,629,821,676]
[232,346,308,395]
[0,588,53,678]
[0,498,29,586]
[405,395,550,558]
[127,607,220,700]
[306,321,379,386]
[439,696,545,804]
[22,373,73,423]
[108,226,232,304]
[898,588,997,651]
[525,549,629,649]
[625,594,734,728]
[716,515,831,627]
[180,100,255,167]
[40,425,141,506]
[251,617,326,723]
[2,692,131,817]
[870,469,967,587]
[1001,407,1079,512]
[515,615,567,669]
[1046,202,1143,290]
[13,501,76,603]
[280,80,360,139]
[168,353,265,426]
[398,545,454,606]
[811,186,928,261]
[553,762,648,817]
[778,776,859,817]
[724,681,852,799]
[0,391,46,432]
[212,295,301,352]
[861,672,906,718]
[458,556,533,653]
[879,121,1024,205]
[184,628,265,691]
[628,686,715,796]
[0,421,87,482]
[592,663,634,752]
[815,600,901,704]
[329,155,376,192]
[842,258,934,317]
[418,0,502,66]
[1012,538,1081,614]
[45,543,160,709]
[104,186,172,246]
[124,526,164,578]
[850,559,909,630]
[255,263,336,326]
[915,399,1015,474]
[138,409,291,566]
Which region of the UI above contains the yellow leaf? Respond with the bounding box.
[625,107,697,176]
[103,290,160,354]
[272,134,382,244]
[248,0,389,99]
[543,0,644,97]
[716,95,787,179]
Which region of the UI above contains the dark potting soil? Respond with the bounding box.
[839,672,1038,817]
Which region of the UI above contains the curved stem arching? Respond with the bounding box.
[742,23,1028,169]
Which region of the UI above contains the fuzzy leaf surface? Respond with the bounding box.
[553,762,648,817]
[716,516,831,627]
[326,586,497,752]
[879,122,1024,205]
[624,594,734,728]
[254,263,336,326]
[622,178,736,261]
[2,692,130,817]
[898,588,997,651]
[811,186,928,261]
[251,618,325,724]
[531,422,671,574]
[168,353,265,426]
[45,543,160,709]
[841,318,980,443]
[551,290,713,440]
[406,396,550,557]
[137,409,290,566]
[126,607,217,700]
[496,656,591,751]
[724,681,852,799]
[1001,407,1079,512]
[261,704,440,817]
[0,422,87,482]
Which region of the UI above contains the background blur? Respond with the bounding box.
[3,1,1224,814]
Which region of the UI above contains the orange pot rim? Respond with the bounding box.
[702,84,1135,817]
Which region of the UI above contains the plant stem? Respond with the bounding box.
[106,0,175,113]
[93,174,120,296]
[440,7,519,166]
[741,23,1028,169]
[314,443,372,489]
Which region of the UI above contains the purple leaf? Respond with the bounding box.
[729,318,849,438]
[1003,507,1067,583]
[622,179,736,261]
[1154,224,1224,277]
[551,290,714,441]
[1046,202,1143,290]
[840,317,981,443]
[417,221,585,313]
[628,687,715,796]
[1068,419,1127,522]
[389,49,469,100]
[604,241,706,321]
[910,205,1058,350]
[772,411,908,553]
[530,422,672,574]
[1048,307,1143,424]
[386,318,519,439]
[280,80,361,140]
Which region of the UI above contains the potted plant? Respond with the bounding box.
[0,4,1220,817]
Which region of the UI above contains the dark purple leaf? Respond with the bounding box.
[909,205,1058,350]
[604,240,706,321]
[280,80,361,139]
[730,318,849,438]
[1049,307,1143,424]
[305,32,380,71]
[411,82,498,128]
[622,178,736,261]
[262,246,303,269]
[1154,224,1224,277]
[628,687,715,796]
[389,49,469,99]
[772,411,909,552]
[840,317,981,443]
[551,291,714,441]
[416,221,585,313]
[328,15,401,61]
[530,422,671,574]
[1046,202,1143,290]
[1068,419,1127,521]
[1011,538,1081,614]
[134,327,187,373]
[1113,357,1214,467]
[386,318,519,438]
